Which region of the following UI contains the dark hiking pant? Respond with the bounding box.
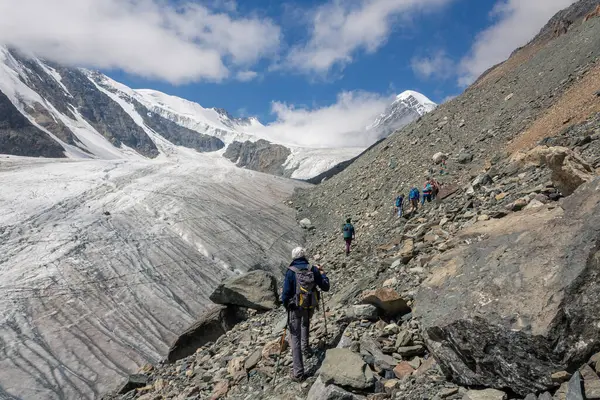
[344,239,352,255]
[288,307,313,378]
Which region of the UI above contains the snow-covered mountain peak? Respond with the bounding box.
[367,90,437,138]
[395,90,437,113]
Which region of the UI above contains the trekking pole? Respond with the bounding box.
[321,292,328,337]
[273,310,289,386]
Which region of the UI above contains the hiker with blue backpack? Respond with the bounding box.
[281,247,330,382]
[409,187,420,213]
[395,194,404,217]
[422,178,433,205]
[342,218,355,255]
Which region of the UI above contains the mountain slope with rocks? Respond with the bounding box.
[102,2,600,400]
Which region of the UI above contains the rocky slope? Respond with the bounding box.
[101,1,600,400]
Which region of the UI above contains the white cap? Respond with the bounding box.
[292,247,306,260]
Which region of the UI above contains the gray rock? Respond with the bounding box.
[307,376,366,400]
[0,90,67,158]
[524,394,537,400]
[395,330,412,348]
[462,388,507,400]
[566,371,583,400]
[209,270,279,311]
[416,178,600,396]
[457,152,474,164]
[344,304,380,321]
[395,345,425,357]
[360,337,397,370]
[167,305,246,362]
[224,139,292,176]
[117,374,149,394]
[538,392,552,400]
[320,348,375,390]
[299,218,314,229]
[471,174,493,189]
[244,349,261,371]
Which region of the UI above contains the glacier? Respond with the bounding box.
[0,151,308,400]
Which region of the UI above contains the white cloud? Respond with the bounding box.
[257,91,393,148]
[411,51,455,80]
[286,0,454,75]
[458,0,577,86]
[236,70,259,82]
[0,0,281,84]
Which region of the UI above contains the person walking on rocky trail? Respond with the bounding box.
[409,187,420,213]
[342,218,355,255]
[281,247,330,382]
[422,179,433,205]
[431,178,441,201]
[395,194,404,217]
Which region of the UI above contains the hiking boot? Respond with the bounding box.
[302,348,314,358]
[291,374,306,383]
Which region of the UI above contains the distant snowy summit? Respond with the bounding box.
[367,90,437,139]
[0,46,436,179]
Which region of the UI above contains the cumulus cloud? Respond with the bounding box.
[458,0,577,86]
[286,0,455,75]
[0,0,281,84]
[236,71,259,82]
[257,91,393,148]
[411,51,455,80]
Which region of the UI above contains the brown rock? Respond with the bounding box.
[227,357,245,376]
[580,364,599,381]
[262,338,287,360]
[413,356,437,377]
[512,146,595,196]
[393,361,414,379]
[210,380,229,400]
[360,288,411,316]
[551,370,572,383]
[399,239,415,264]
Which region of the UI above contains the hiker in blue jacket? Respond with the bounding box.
[395,194,404,217]
[409,187,420,213]
[281,247,330,382]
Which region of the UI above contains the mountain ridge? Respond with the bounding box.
[0,49,436,179]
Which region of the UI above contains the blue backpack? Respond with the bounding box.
[343,223,354,239]
[409,188,419,199]
[395,196,402,207]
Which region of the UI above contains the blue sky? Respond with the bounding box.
[106,0,497,122]
[0,0,577,146]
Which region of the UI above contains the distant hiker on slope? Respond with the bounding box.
[342,218,355,255]
[409,187,420,213]
[281,247,330,382]
[422,179,433,205]
[395,194,404,217]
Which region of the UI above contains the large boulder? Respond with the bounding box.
[511,146,595,196]
[415,177,600,396]
[319,348,375,390]
[167,305,246,362]
[209,270,279,311]
[307,376,366,400]
[359,288,411,317]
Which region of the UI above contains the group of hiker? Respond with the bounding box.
[277,175,443,382]
[395,177,440,217]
